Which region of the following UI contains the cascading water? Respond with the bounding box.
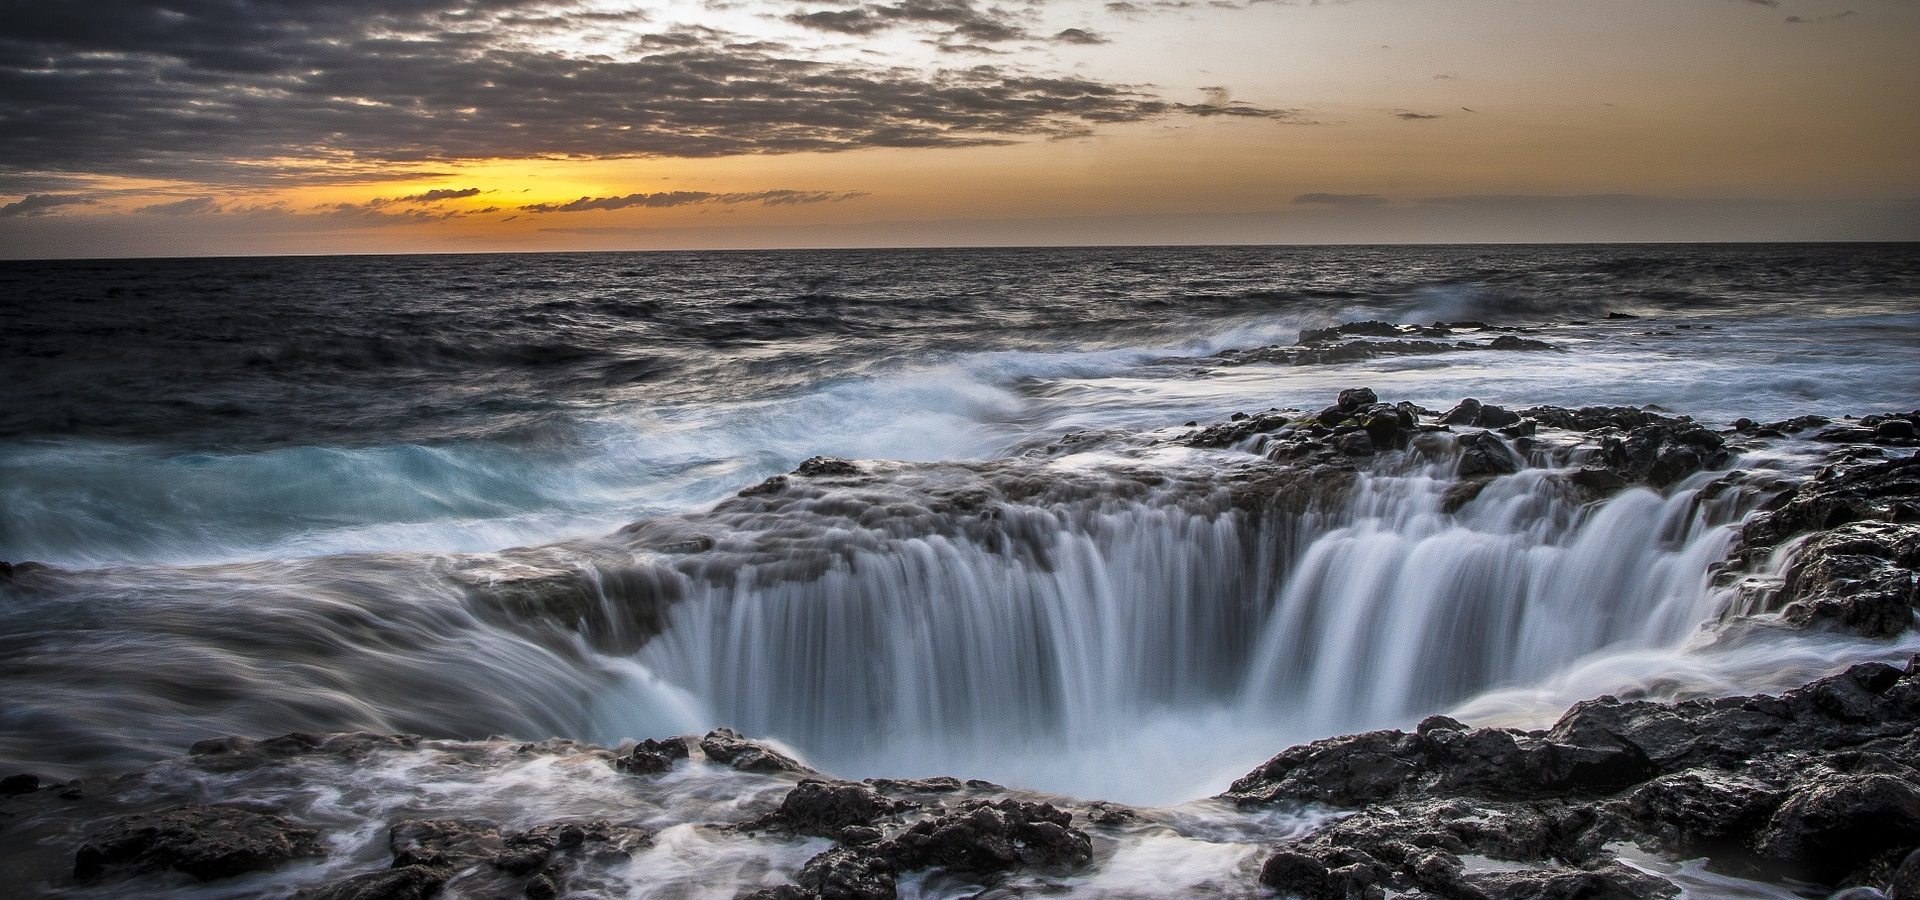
[0,429,1891,807]
[621,446,1771,803]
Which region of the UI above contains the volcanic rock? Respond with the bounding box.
[73,805,324,883]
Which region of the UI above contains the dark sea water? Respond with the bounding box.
[1,244,1918,897]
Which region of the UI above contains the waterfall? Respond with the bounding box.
[626,454,1762,802]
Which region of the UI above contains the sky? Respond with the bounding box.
[0,0,1916,257]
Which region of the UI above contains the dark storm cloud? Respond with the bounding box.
[1292,192,1387,206]
[519,189,867,213]
[0,0,1279,184]
[0,194,96,216]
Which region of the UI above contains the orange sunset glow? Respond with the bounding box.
[2,0,1917,257]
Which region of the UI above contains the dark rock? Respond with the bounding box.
[1338,387,1380,410]
[1816,427,1880,444]
[0,773,39,795]
[1891,848,1920,900]
[73,805,324,882]
[752,779,914,840]
[796,846,898,900]
[1624,770,1783,871]
[295,865,449,900]
[1878,419,1918,441]
[885,799,1092,875]
[1261,850,1338,899]
[1607,312,1640,319]
[1754,774,1920,885]
[1299,321,1405,344]
[796,457,861,477]
[700,728,812,774]
[1333,430,1377,457]
[1488,335,1559,352]
[493,820,650,876]
[615,737,690,775]
[1769,522,1920,637]
[1457,431,1520,478]
[1441,398,1484,427]
[388,818,501,870]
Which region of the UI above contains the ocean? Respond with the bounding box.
[2,243,1918,897]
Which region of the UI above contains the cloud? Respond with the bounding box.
[0,1,1288,184]
[1292,192,1388,207]
[520,189,869,213]
[1394,111,1442,120]
[1786,10,1856,23]
[369,187,484,206]
[786,0,1032,43]
[1052,28,1108,45]
[0,193,95,216]
[133,196,221,215]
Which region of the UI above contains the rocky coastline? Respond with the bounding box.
[2,373,1917,900]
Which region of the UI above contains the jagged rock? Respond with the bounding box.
[1891,849,1920,900]
[1230,660,1920,895]
[796,457,861,477]
[1441,398,1483,427]
[73,805,324,882]
[295,865,449,900]
[388,818,502,870]
[700,728,812,773]
[1771,522,1920,637]
[1338,387,1379,409]
[1623,770,1784,873]
[759,799,1093,900]
[1488,335,1558,351]
[1742,455,1920,551]
[749,779,914,840]
[885,799,1091,875]
[1457,430,1520,478]
[1753,774,1920,885]
[615,736,690,775]
[796,846,899,900]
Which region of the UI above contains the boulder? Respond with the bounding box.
[700,728,813,774]
[73,805,324,882]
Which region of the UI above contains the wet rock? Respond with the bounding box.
[1878,419,1918,441]
[1623,770,1784,873]
[1753,774,1920,885]
[1891,849,1920,900]
[1441,398,1484,427]
[796,457,861,477]
[1743,455,1920,551]
[1338,387,1380,409]
[750,779,915,840]
[1300,321,1406,343]
[1770,522,1920,637]
[295,865,449,900]
[885,798,1092,875]
[0,773,40,795]
[1332,430,1377,457]
[388,818,502,870]
[1230,660,1920,895]
[73,805,324,882]
[1457,430,1520,478]
[493,820,651,876]
[1260,850,1338,899]
[1488,335,1558,352]
[614,736,690,775]
[700,728,813,774]
[796,846,899,900]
